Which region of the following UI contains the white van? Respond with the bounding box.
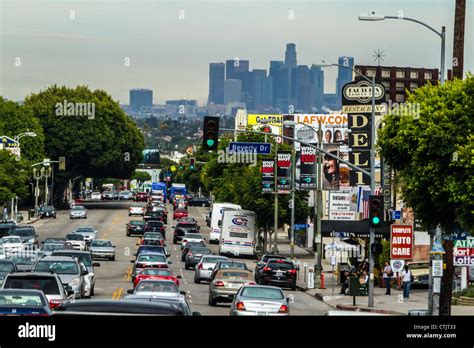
[209,203,241,244]
[219,209,256,257]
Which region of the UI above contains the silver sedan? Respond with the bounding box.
[230,285,290,316]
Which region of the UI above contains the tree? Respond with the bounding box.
[378,75,474,315]
[0,151,30,207]
[25,85,145,204]
[131,170,151,188]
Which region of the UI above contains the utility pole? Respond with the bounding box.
[290,142,296,259]
[273,140,279,253]
[368,76,376,307]
[315,123,323,274]
[452,0,466,79]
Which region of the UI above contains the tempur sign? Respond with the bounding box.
[343,81,384,104]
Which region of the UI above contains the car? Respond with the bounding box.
[69,205,87,219]
[181,242,206,261]
[173,208,188,220]
[407,261,430,287]
[172,222,199,244]
[123,295,199,316]
[51,250,100,297]
[184,246,212,270]
[118,191,133,200]
[0,289,52,316]
[0,221,17,239]
[33,256,88,299]
[144,221,166,238]
[194,255,229,284]
[208,269,255,306]
[89,239,115,261]
[180,233,205,249]
[38,205,57,219]
[90,192,102,200]
[210,260,249,282]
[140,231,165,246]
[0,236,23,256]
[173,200,188,211]
[8,226,39,248]
[2,272,73,309]
[126,220,146,237]
[258,259,297,290]
[40,243,67,257]
[134,192,149,202]
[131,253,171,281]
[65,233,86,251]
[72,226,98,244]
[188,197,211,207]
[134,245,169,259]
[0,259,17,286]
[178,217,198,225]
[254,254,287,284]
[126,279,185,298]
[143,210,165,223]
[8,250,43,272]
[102,191,117,200]
[132,268,181,288]
[129,204,145,216]
[42,238,67,244]
[230,285,290,316]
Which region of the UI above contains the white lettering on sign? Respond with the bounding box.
[390,224,413,260]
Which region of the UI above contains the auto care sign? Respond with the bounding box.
[390,225,413,260]
[276,152,292,190]
[453,239,474,266]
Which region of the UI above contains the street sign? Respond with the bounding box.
[228,142,271,155]
[391,210,401,220]
[432,260,443,277]
[294,224,309,230]
[390,225,413,260]
[390,259,405,273]
[43,158,50,166]
[431,242,446,254]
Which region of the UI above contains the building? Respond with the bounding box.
[224,79,242,104]
[292,65,312,112]
[310,65,324,111]
[284,43,297,108]
[354,64,439,103]
[226,59,250,105]
[130,89,153,112]
[336,56,354,107]
[208,63,225,105]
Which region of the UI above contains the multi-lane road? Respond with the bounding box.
[32,201,332,315]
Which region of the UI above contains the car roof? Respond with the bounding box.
[57,299,185,314]
[5,272,59,278]
[37,255,78,262]
[240,285,284,292]
[52,250,90,256]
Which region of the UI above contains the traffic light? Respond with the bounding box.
[369,195,384,228]
[179,163,184,171]
[190,157,195,171]
[202,116,219,150]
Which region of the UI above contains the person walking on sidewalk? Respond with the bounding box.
[401,265,413,299]
[383,261,393,295]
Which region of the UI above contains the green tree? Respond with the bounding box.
[378,76,474,315]
[0,151,30,207]
[131,170,152,188]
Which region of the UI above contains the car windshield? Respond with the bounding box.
[219,262,246,270]
[190,247,210,254]
[220,271,250,278]
[53,253,92,267]
[3,277,60,295]
[0,294,45,307]
[10,229,35,237]
[43,244,65,251]
[92,192,100,195]
[142,269,171,276]
[135,281,178,293]
[176,223,197,229]
[2,237,21,243]
[66,234,84,241]
[137,254,166,263]
[184,234,202,239]
[144,233,162,239]
[130,221,145,225]
[91,240,112,247]
[267,261,294,270]
[71,206,85,211]
[35,261,79,275]
[241,287,284,299]
[41,206,55,212]
[10,255,37,265]
[202,257,227,263]
[75,227,94,233]
[0,262,14,272]
[131,204,142,208]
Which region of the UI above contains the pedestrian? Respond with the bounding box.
[401,265,413,298]
[383,261,393,295]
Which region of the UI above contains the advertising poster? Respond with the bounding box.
[261,160,275,193]
[276,151,292,190]
[247,114,282,136]
[299,145,317,189]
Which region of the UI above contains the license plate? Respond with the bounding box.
[276,272,283,277]
[230,283,241,288]
[256,312,268,316]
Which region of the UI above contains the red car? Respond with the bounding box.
[133,268,181,288]
[134,192,149,202]
[173,208,188,220]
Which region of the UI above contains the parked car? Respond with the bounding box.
[0,289,52,316]
[0,259,17,286]
[118,191,133,200]
[89,239,115,261]
[51,250,100,297]
[129,204,145,216]
[188,197,211,207]
[38,206,56,219]
[65,233,86,251]
[258,259,297,290]
[132,268,181,288]
[90,192,102,200]
[126,279,185,298]
[2,272,73,309]
[254,254,287,284]
[208,269,255,306]
[126,220,146,237]
[184,246,212,270]
[8,226,39,248]
[180,233,205,249]
[407,261,430,287]
[194,255,228,284]
[173,208,188,220]
[72,226,97,244]
[33,256,88,299]
[230,285,289,316]
[0,236,23,255]
[69,206,87,219]
[131,253,171,282]
[172,222,199,244]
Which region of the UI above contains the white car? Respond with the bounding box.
[0,236,23,256]
[129,204,145,216]
[91,192,102,200]
[180,233,205,249]
[65,233,86,251]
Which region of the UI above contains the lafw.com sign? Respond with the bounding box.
[390,225,413,260]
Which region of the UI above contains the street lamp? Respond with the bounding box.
[358,12,446,84]
[14,131,37,142]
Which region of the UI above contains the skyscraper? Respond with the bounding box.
[224,79,242,104]
[336,56,354,107]
[310,65,324,111]
[226,59,250,106]
[130,89,153,112]
[269,60,288,112]
[208,63,225,104]
[293,65,311,112]
[284,43,297,107]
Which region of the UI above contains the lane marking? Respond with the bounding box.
[116,287,124,300]
[112,288,119,299]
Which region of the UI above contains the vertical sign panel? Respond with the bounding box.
[299,145,317,189]
[261,160,275,193]
[390,224,414,260]
[276,152,292,190]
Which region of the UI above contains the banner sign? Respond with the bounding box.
[381,158,392,211]
[261,160,275,193]
[390,224,413,260]
[299,145,317,189]
[247,114,282,136]
[453,239,474,266]
[329,211,356,221]
[276,152,292,190]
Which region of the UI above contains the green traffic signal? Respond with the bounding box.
[206,139,214,147]
[371,216,380,225]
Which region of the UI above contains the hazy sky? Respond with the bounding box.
[1,0,473,105]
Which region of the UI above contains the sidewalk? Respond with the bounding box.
[18,210,42,225]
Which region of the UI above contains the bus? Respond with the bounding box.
[170,183,187,202]
[209,202,242,244]
[219,209,256,257]
[151,182,167,203]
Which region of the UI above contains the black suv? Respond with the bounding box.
[39,206,56,219]
[254,254,287,284]
[173,222,199,244]
[126,220,146,237]
[258,259,297,291]
[143,211,165,223]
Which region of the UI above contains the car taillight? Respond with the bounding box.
[198,263,203,270]
[263,267,272,272]
[49,299,63,309]
[215,281,225,287]
[183,240,187,243]
[278,304,289,313]
[188,253,193,257]
[245,282,256,285]
[236,302,246,311]
[288,269,297,275]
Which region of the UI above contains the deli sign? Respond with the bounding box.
[390,224,413,260]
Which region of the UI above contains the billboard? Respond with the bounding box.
[247,114,282,136]
[293,114,349,146]
[276,151,292,190]
[142,149,160,165]
[298,145,317,189]
[261,160,275,193]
